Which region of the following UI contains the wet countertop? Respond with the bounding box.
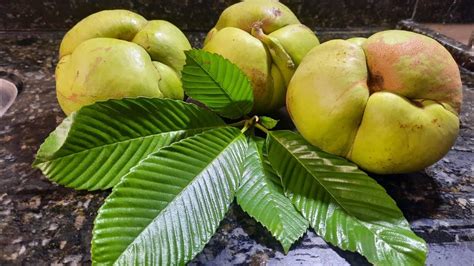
[0,30,473,265]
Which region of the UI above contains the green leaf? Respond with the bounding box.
[33,98,225,191]
[259,116,279,129]
[92,127,247,265]
[236,137,308,253]
[182,49,254,119]
[266,130,427,266]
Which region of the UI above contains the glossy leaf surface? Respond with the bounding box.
[266,130,427,266]
[259,116,279,129]
[92,127,247,265]
[236,137,308,253]
[182,49,254,119]
[34,98,224,190]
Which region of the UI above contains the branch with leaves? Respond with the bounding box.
[34,50,427,265]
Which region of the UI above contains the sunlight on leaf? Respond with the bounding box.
[34,98,225,190]
[92,127,247,265]
[267,130,427,266]
[236,137,308,253]
[182,49,254,119]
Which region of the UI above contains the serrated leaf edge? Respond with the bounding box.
[184,49,253,117]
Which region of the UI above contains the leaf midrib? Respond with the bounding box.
[187,53,246,116]
[35,125,223,165]
[262,190,304,244]
[113,129,243,264]
[241,144,305,249]
[270,132,354,217]
[244,162,286,234]
[270,132,415,260]
[254,149,293,240]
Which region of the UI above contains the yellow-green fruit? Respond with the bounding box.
[56,10,191,115]
[346,37,367,47]
[287,30,462,174]
[269,24,321,66]
[203,0,319,114]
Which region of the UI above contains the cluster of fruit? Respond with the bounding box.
[56,0,462,174]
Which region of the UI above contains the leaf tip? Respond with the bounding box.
[31,158,41,168]
[259,116,279,130]
[282,243,291,255]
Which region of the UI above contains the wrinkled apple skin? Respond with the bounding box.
[287,30,462,174]
[287,40,369,157]
[210,0,299,36]
[56,10,191,115]
[364,30,462,112]
[132,20,191,73]
[203,0,319,114]
[350,93,459,174]
[268,24,320,66]
[56,38,164,115]
[59,10,147,57]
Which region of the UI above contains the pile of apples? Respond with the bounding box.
[55,0,462,174]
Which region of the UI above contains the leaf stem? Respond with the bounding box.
[255,123,269,134]
[239,115,267,134]
[229,120,246,127]
[240,119,253,133]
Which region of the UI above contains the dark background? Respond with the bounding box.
[0,0,473,31]
[0,0,473,265]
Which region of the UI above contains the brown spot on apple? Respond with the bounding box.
[363,30,462,112]
[67,93,80,102]
[399,123,408,129]
[271,8,282,17]
[368,73,384,93]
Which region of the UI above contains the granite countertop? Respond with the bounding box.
[0,30,473,265]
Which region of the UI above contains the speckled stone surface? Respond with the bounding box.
[0,30,473,265]
[1,0,473,31]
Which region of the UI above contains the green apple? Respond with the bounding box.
[56,10,191,115]
[203,0,320,114]
[287,30,462,174]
